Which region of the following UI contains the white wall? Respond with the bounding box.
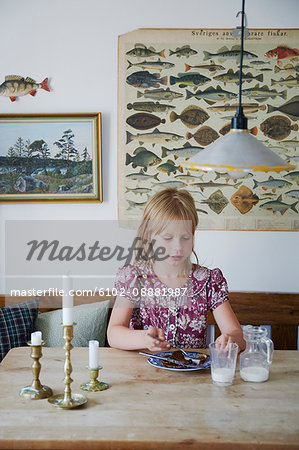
[0,0,299,293]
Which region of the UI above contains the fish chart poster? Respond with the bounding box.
[118,29,299,230]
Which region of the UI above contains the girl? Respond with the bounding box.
[107,188,245,353]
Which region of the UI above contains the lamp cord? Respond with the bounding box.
[231,0,248,130]
[238,0,245,111]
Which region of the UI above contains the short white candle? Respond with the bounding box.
[31,331,42,345]
[62,275,74,309]
[62,307,73,326]
[89,340,99,369]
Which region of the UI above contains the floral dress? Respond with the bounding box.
[114,264,228,348]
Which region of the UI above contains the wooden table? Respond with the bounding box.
[0,348,298,449]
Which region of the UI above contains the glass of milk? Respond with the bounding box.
[209,342,239,386]
[239,325,274,383]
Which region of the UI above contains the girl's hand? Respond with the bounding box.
[215,333,235,351]
[144,326,171,352]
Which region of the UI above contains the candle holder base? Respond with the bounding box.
[48,393,88,409]
[80,366,109,392]
[20,384,53,400]
[80,380,109,392]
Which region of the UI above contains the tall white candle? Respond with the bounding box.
[89,340,99,368]
[31,331,42,345]
[62,275,74,309]
[62,307,73,326]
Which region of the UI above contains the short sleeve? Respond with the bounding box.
[114,265,140,303]
[207,268,229,312]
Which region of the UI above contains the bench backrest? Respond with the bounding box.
[1,292,298,350]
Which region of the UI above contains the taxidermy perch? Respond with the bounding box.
[0,75,50,101]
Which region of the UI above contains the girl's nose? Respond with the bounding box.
[172,238,182,252]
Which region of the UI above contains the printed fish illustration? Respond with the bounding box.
[265,46,299,66]
[126,169,160,182]
[242,84,287,102]
[259,195,298,215]
[203,45,257,62]
[249,60,271,66]
[286,155,299,162]
[253,175,293,192]
[126,43,165,58]
[125,186,152,195]
[126,71,167,88]
[260,115,298,140]
[274,64,299,74]
[127,199,148,211]
[157,160,184,176]
[151,180,187,189]
[161,143,204,160]
[127,101,175,114]
[169,73,210,88]
[213,69,263,85]
[169,45,197,58]
[207,103,266,114]
[221,115,257,121]
[127,59,174,71]
[125,147,162,171]
[271,75,299,88]
[285,190,299,199]
[186,126,219,146]
[170,105,209,128]
[185,85,237,104]
[137,87,183,101]
[126,113,166,130]
[200,190,229,214]
[219,123,257,136]
[231,186,259,214]
[276,139,299,148]
[174,172,204,183]
[215,171,253,183]
[0,75,50,102]
[267,96,299,121]
[185,60,225,73]
[189,181,242,192]
[283,171,299,185]
[126,128,184,146]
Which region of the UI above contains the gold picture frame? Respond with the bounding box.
[0,113,102,203]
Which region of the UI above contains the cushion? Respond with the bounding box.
[0,298,40,363]
[34,301,110,347]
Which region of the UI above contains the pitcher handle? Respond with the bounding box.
[261,337,274,365]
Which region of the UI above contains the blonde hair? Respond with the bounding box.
[135,188,199,267]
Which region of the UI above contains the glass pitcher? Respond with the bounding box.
[240,325,274,382]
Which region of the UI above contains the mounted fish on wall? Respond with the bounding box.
[0,75,50,101]
[118,29,299,230]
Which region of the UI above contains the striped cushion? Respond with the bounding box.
[0,298,40,362]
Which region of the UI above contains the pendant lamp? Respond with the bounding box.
[181,0,295,177]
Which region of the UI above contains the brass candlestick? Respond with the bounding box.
[20,341,53,400]
[80,366,109,392]
[48,324,88,409]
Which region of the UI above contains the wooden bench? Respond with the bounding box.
[1,292,298,350]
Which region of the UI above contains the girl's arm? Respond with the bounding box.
[213,301,246,351]
[107,296,169,351]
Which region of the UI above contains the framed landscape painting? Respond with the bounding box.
[0,113,102,203]
[118,28,299,230]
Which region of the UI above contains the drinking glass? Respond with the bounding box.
[209,342,239,386]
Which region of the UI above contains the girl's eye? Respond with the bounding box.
[163,236,172,241]
[182,236,191,240]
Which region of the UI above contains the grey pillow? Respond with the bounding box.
[34,301,110,347]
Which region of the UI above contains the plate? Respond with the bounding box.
[147,351,210,372]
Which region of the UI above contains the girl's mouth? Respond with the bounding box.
[170,255,183,261]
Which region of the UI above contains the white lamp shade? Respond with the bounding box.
[181,129,295,174]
